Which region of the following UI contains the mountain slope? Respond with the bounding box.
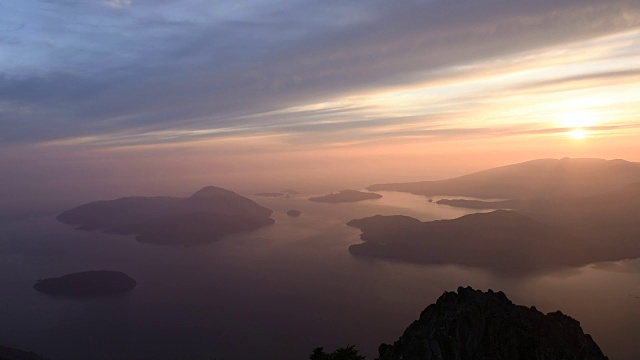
[368,158,640,199]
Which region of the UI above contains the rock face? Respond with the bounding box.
[309,190,382,203]
[57,186,274,245]
[33,271,136,297]
[378,287,608,360]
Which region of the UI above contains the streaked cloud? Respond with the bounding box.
[1,0,639,148]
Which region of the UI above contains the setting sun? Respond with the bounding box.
[568,128,589,140]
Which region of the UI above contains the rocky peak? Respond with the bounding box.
[378,287,607,360]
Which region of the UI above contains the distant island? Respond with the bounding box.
[378,287,608,360]
[354,158,640,273]
[286,209,301,217]
[309,190,382,203]
[254,192,286,198]
[57,186,275,245]
[33,271,136,297]
[368,158,640,199]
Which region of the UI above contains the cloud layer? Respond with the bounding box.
[1,0,639,147]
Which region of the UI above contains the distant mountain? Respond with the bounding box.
[368,158,640,199]
[33,271,136,297]
[358,159,640,272]
[378,287,608,360]
[57,186,274,245]
[309,190,382,203]
[348,210,583,273]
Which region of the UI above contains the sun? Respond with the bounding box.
[559,110,598,140]
[568,128,589,140]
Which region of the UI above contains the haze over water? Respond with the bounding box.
[1,191,638,360]
[2,1,640,359]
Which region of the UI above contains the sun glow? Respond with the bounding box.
[560,111,599,129]
[568,128,589,140]
[557,110,600,140]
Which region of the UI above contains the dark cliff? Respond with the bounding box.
[378,287,607,360]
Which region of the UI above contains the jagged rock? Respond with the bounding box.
[378,287,607,360]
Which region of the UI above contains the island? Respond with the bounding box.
[309,190,382,203]
[254,192,286,198]
[368,158,640,199]
[57,186,275,245]
[286,209,301,217]
[377,287,607,360]
[33,271,136,297]
[357,158,640,273]
[347,210,585,274]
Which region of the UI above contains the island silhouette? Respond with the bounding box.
[309,190,382,203]
[33,270,136,297]
[350,158,640,273]
[57,186,275,245]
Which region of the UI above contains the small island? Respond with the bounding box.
[254,192,286,198]
[33,271,137,297]
[286,209,301,217]
[309,190,382,203]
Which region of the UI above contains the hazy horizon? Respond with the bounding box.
[2,1,640,213]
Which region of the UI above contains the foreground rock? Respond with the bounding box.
[33,271,136,297]
[57,186,275,245]
[309,190,382,203]
[378,287,608,360]
[0,346,45,360]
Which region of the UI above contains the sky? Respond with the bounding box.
[1,0,640,211]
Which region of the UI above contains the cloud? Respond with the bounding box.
[105,0,132,8]
[1,0,640,146]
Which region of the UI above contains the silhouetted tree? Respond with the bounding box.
[310,345,365,360]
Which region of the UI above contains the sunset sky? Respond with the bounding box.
[2,0,640,210]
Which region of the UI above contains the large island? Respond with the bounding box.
[57,186,275,245]
[351,158,640,273]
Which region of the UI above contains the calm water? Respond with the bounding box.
[1,191,639,359]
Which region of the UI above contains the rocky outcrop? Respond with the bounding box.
[378,287,607,360]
